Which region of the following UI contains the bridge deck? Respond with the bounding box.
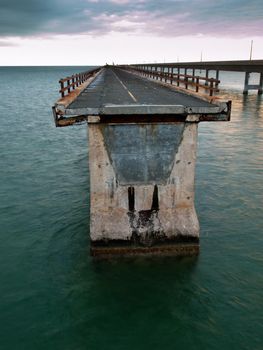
[69,67,211,110]
[54,66,231,126]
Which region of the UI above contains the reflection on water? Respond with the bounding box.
[0,67,262,350]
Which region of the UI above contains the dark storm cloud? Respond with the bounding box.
[0,0,262,38]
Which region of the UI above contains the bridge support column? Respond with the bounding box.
[88,120,200,257]
[243,71,263,94]
[243,72,250,94]
[258,73,263,95]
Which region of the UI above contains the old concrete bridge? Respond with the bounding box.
[53,63,232,258]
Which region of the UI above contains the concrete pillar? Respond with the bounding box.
[243,72,250,94]
[88,121,200,257]
[258,72,263,95]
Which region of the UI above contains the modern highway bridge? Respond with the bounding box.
[52,61,246,257]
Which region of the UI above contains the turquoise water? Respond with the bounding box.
[0,67,262,350]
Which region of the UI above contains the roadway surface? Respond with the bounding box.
[68,67,212,110]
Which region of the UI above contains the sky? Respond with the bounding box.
[0,0,262,65]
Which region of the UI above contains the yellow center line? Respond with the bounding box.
[112,70,138,103]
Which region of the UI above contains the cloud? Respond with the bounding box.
[0,0,262,38]
[0,39,18,46]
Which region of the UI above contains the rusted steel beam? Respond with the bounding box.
[54,111,231,127]
[53,99,231,127]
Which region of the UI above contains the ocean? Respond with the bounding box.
[0,66,262,349]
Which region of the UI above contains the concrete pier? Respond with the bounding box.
[89,120,199,257]
[243,72,263,95]
[53,65,231,257]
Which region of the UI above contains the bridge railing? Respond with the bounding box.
[130,66,220,96]
[59,68,101,98]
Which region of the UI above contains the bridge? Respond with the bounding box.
[52,63,234,257]
[124,59,263,95]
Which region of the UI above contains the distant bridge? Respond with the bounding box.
[123,60,263,95]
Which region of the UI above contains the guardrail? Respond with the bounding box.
[129,66,220,96]
[59,68,101,98]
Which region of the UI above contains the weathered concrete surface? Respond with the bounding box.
[88,121,199,257]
